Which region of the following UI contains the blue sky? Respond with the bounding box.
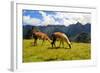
[23,10,43,20]
[22,10,91,26]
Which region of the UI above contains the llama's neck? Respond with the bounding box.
[62,34,71,44]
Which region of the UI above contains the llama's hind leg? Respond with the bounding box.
[33,39,37,46]
[59,41,61,47]
[51,41,56,48]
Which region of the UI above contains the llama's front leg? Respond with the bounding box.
[41,40,45,45]
[59,41,64,48]
[62,41,64,48]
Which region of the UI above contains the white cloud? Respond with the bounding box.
[53,12,91,26]
[39,11,56,26]
[42,15,56,25]
[54,12,64,19]
[23,16,41,26]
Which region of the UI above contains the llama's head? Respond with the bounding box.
[68,44,71,48]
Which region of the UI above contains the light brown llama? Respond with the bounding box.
[32,31,51,46]
[51,32,71,48]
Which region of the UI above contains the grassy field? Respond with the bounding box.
[23,39,91,63]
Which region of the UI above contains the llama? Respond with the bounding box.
[32,31,51,46]
[51,32,71,48]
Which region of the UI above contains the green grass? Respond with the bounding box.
[23,39,91,63]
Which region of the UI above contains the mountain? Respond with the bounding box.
[67,22,91,37]
[23,25,33,39]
